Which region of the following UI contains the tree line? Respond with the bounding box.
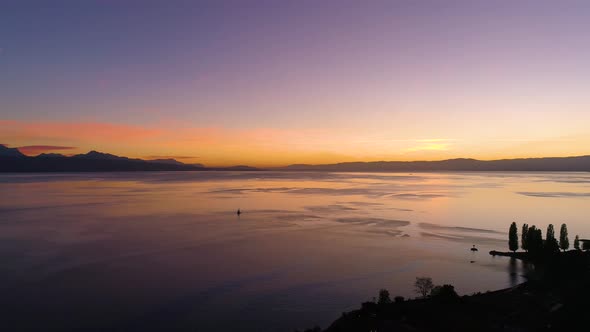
[369,277,458,306]
[508,222,587,254]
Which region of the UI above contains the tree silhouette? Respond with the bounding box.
[535,229,543,251]
[527,226,543,254]
[521,223,529,252]
[546,224,555,241]
[378,289,391,305]
[509,222,519,252]
[559,224,569,252]
[414,277,434,298]
[574,235,580,250]
[430,284,459,300]
[545,224,559,253]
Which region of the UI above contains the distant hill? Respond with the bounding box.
[212,165,259,171]
[0,146,258,172]
[72,150,134,161]
[2,144,589,172]
[37,153,67,158]
[0,155,200,173]
[0,144,25,157]
[146,159,207,168]
[278,156,590,172]
[145,158,191,166]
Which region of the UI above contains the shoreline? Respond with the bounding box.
[320,250,589,332]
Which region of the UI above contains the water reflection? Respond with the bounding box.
[509,258,518,286]
[0,171,587,331]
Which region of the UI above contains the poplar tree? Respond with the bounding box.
[546,224,555,242]
[545,224,559,253]
[527,226,543,254]
[509,222,519,252]
[559,224,569,252]
[521,223,529,251]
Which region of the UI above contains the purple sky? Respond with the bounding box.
[1,1,590,166]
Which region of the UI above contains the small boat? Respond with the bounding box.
[470,245,478,252]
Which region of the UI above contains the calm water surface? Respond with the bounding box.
[1,171,589,331]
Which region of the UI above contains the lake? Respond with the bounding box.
[1,171,589,331]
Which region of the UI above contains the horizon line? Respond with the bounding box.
[3,144,590,169]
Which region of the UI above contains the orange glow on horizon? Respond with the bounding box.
[2,119,590,167]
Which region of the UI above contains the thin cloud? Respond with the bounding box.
[145,155,199,160]
[489,137,576,142]
[517,191,590,198]
[17,145,77,155]
[353,138,457,143]
[405,143,451,152]
[415,138,457,143]
[391,193,450,200]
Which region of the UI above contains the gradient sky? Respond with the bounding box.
[2,1,590,166]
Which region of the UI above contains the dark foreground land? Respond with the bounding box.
[322,250,590,332]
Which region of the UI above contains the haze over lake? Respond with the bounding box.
[1,171,589,331]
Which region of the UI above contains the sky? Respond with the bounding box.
[1,0,590,167]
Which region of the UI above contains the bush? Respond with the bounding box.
[430,284,459,300]
[378,289,391,305]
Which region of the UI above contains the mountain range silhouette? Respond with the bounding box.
[2,144,590,172]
